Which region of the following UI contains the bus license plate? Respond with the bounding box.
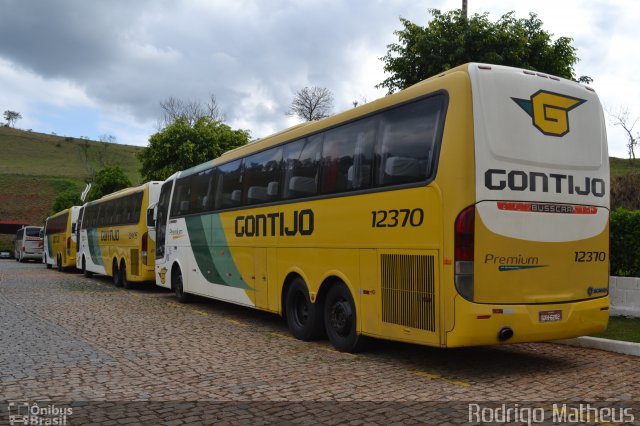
[539,310,562,323]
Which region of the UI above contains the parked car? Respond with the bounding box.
[0,250,11,259]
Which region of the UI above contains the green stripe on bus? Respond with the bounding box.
[87,229,104,266]
[185,214,252,290]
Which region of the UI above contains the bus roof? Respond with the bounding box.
[87,181,162,205]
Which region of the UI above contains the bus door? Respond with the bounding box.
[155,180,174,288]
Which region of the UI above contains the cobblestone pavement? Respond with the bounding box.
[1,260,639,425]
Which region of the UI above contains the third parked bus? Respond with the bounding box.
[44,206,81,271]
[154,63,609,352]
[76,182,162,287]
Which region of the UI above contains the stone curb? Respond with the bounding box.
[553,336,640,357]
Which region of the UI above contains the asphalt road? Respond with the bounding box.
[1,260,638,425]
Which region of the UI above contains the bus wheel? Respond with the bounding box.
[82,256,93,278]
[173,266,190,303]
[57,255,63,272]
[112,260,122,287]
[324,282,367,353]
[120,260,133,289]
[285,277,324,341]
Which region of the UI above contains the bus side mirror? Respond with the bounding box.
[147,208,156,228]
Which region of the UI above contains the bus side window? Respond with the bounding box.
[170,177,191,217]
[282,134,322,199]
[321,117,375,194]
[376,96,444,187]
[217,160,243,209]
[243,147,282,205]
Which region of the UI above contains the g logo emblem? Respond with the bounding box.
[159,267,167,284]
[512,90,586,137]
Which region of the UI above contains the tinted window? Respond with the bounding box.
[282,134,322,199]
[376,96,444,186]
[170,177,192,217]
[216,160,243,209]
[26,227,40,238]
[190,168,216,214]
[243,147,282,205]
[45,212,69,235]
[321,118,376,194]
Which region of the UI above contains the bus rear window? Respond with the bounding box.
[25,228,40,238]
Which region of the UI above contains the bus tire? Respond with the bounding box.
[285,277,324,341]
[173,265,190,303]
[82,256,92,278]
[112,260,122,287]
[57,255,63,272]
[324,282,367,353]
[120,260,133,289]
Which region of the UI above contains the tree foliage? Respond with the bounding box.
[287,86,334,121]
[138,117,250,182]
[378,9,590,94]
[86,166,132,202]
[3,110,22,127]
[610,208,640,277]
[52,190,82,213]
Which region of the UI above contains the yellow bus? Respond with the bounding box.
[44,206,81,271]
[76,182,162,288]
[154,63,609,352]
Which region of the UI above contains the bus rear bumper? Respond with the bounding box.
[445,296,610,347]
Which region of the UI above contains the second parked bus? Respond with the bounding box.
[76,182,162,287]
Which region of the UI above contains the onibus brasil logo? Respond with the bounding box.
[512,90,586,137]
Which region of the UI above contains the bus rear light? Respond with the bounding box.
[455,206,475,301]
[142,232,148,265]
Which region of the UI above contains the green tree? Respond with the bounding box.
[86,166,132,201]
[52,190,82,213]
[138,117,250,182]
[3,110,22,127]
[378,9,591,94]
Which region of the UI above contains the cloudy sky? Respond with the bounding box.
[0,0,637,158]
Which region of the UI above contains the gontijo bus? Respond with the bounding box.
[44,206,81,271]
[154,63,609,352]
[76,182,161,288]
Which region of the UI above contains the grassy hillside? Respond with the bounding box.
[0,127,144,251]
[610,156,640,176]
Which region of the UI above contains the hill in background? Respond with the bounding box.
[0,127,144,251]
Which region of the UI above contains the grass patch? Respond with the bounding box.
[592,316,640,343]
[610,157,640,177]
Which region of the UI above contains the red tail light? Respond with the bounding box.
[455,206,475,260]
[454,206,475,301]
[142,232,148,265]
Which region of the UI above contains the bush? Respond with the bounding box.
[611,174,640,210]
[610,208,640,277]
